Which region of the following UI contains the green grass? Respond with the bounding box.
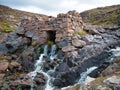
[81,5,120,27]
[0,21,14,33]
[0,57,4,61]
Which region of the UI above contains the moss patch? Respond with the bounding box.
[74,30,88,36]
[0,21,14,33]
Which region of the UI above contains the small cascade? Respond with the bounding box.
[49,44,57,60]
[78,66,98,84]
[110,47,120,57]
[28,45,57,90]
[44,45,48,56]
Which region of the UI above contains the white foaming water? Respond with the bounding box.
[110,47,120,57]
[79,66,98,84]
[44,45,48,56]
[49,44,57,60]
[28,45,56,90]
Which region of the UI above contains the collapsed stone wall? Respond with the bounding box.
[19,10,84,44]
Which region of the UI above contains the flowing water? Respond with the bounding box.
[78,46,120,85]
[29,45,120,90]
[110,47,120,57]
[50,44,57,60]
[78,66,98,84]
[29,45,57,90]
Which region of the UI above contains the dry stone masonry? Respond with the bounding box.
[18,10,84,44]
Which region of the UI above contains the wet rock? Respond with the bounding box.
[114,85,120,90]
[55,63,69,72]
[78,44,104,61]
[89,61,111,78]
[34,73,46,85]
[62,46,77,52]
[116,29,120,37]
[0,61,9,72]
[102,34,118,45]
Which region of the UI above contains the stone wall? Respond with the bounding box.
[18,10,84,44]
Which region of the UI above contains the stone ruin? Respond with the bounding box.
[18,10,84,44]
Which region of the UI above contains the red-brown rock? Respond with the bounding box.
[62,46,77,52]
[0,61,9,72]
[0,74,5,84]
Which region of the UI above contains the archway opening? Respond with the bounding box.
[47,31,56,43]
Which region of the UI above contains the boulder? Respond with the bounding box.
[25,31,34,38]
[16,27,25,35]
[103,76,120,86]
[61,84,80,90]
[34,73,46,85]
[78,44,104,61]
[101,63,118,76]
[62,46,77,52]
[57,38,69,48]
[10,61,21,68]
[5,37,24,53]
[84,25,101,35]
[9,61,22,71]
[72,36,86,48]
[0,61,9,72]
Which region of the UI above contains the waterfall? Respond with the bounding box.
[28,45,57,90]
[78,66,98,84]
[49,44,57,60]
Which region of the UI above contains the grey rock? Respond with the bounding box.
[6,37,24,53]
[25,31,34,38]
[16,27,25,35]
[114,85,120,90]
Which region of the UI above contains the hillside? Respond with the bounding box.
[0,4,48,33]
[80,5,120,27]
[0,4,48,42]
